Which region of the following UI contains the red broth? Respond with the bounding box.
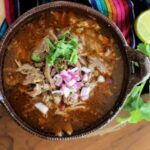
[3,10,124,136]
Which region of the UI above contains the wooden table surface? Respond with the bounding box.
[0,104,150,150]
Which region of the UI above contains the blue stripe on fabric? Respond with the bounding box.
[95,0,104,14]
[127,0,135,48]
[0,20,8,38]
[127,0,134,22]
[89,0,98,10]
[100,0,108,16]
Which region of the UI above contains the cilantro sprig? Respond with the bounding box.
[31,52,41,62]
[117,43,150,124]
[46,31,78,67]
[31,30,78,67]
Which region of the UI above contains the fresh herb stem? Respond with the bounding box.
[116,43,150,125]
[31,52,41,62]
[135,81,146,109]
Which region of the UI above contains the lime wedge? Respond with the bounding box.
[134,9,150,44]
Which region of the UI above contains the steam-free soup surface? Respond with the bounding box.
[3,10,124,136]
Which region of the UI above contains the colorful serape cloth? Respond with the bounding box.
[0,0,135,47]
[89,0,135,47]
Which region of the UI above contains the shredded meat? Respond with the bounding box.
[44,62,56,89]
[48,29,58,41]
[16,60,45,85]
[79,31,103,52]
[34,37,49,54]
[79,56,88,66]
[88,57,111,75]
[28,83,50,97]
[55,109,68,117]
[53,95,61,105]
[28,84,42,97]
[63,96,78,106]
[66,105,87,111]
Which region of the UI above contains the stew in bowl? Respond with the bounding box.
[0,1,150,139]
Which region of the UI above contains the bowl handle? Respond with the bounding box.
[125,46,150,91]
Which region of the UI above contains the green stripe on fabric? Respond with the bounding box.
[100,0,108,16]
[95,0,104,13]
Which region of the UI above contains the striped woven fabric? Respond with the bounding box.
[89,0,135,47]
[0,0,135,47]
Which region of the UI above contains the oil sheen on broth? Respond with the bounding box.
[3,10,123,136]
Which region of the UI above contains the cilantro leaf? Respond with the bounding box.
[117,110,144,124]
[69,48,78,64]
[140,103,150,121]
[128,110,144,123]
[117,81,146,124]
[45,37,55,49]
[31,52,41,62]
[137,43,150,58]
[123,82,145,112]
[46,30,78,67]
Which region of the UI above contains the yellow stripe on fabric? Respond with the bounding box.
[108,0,117,24]
[105,0,112,19]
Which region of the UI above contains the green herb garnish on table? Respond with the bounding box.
[117,43,150,124]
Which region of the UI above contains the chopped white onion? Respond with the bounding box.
[72,82,82,90]
[53,74,59,80]
[81,67,91,73]
[97,75,105,83]
[71,93,79,101]
[82,74,89,82]
[55,76,63,87]
[69,67,78,73]
[81,96,89,101]
[62,87,70,98]
[52,90,62,94]
[35,102,49,115]
[60,70,72,81]
[65,79,76,87]
[53,96,61,105]
[80,87,90,101]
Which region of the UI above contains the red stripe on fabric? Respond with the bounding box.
[118,0,126,36]
[123,0,132,45]
[4,0,15,25]
[113,0,122,31]
[122,0,131,45]
[116,0,124,32]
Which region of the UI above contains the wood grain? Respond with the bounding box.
[0,104,150,150]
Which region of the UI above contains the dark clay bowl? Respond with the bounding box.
[0,1,150,140]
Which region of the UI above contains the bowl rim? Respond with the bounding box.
[0,1,129,140]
